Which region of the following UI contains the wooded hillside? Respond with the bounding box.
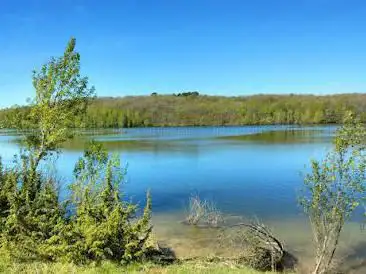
[1,93,365,128]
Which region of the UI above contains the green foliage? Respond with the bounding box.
[62,93,366,127]
[0,38,153,266]
[175,91,200,97]
[47,141,152,264]
[0,142,152,265]
[0,259,280,274]
[0,154,65,261]
[1,93,366,128]
[23,37,94,166]
[299,114,366,274]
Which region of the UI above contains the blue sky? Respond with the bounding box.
[1,0,366,108]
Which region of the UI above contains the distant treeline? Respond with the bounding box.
[1,93,365,128]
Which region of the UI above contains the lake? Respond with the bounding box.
[1,125,365,271]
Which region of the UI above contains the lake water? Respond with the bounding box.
[1,125,365,271]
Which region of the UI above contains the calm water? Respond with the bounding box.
[1,125,366,268]
[0,125,335,217]
[69,126,335,218]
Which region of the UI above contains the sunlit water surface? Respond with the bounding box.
[1,126,365,271]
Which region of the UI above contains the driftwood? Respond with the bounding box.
[233,222,298,271]
[230,222,284,256]
[180,217,297,271]
[181,197,296,271]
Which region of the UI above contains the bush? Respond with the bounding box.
[185,195,224,227]
[0,154,65,261]
[55,141,152,264]
[0,142,153,265]
[299,113,366,274]
[0,38,154,266]
[220,220,297,272]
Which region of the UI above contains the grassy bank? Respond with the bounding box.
[0,260,283,274]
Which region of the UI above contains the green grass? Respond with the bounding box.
[0,260,282,274]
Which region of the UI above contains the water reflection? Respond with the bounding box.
[2,126,366,267]
[0,126,336,217]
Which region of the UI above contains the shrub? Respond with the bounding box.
[219,220,297,272]
[0,154,65,261]
[0,38,154,266]
[185,195,224,227]
[40,141,152,264]
[235,222,285,271]
[185,195,206,225]
[299,113,366,274]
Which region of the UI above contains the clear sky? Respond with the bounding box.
[1,0,366,108]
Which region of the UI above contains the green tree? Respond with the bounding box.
[26,37,95,167]
[0,37,94,260]
[0,38,154,265]
[299,112,366,274]
[1,93,366,128]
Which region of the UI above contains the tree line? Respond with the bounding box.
[1,93,365,129]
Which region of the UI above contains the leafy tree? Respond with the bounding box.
[1,93,366,128]
[25,37,95,167]
[0,38,153,265]
[0,37,94,260]
[0,36,94,256]
[299,112,366,274]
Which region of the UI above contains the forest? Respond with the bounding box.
[1,93,366,128]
